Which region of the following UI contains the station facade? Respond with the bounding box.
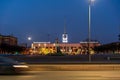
[30,41,100,55]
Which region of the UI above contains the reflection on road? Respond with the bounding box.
[0,71,120,80]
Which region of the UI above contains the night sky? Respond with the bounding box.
[0,0,120,44]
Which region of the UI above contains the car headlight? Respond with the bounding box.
[13,65,29,68]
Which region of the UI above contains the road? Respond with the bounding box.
[0,64,120,80]
[3,54,120,66]
[4,54,120,64]
[0,71,120,80]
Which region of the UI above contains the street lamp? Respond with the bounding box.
[28,37,32,41]
[88,0,95,62]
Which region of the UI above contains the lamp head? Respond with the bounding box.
[28,37,32,41]
[90,0,95,2]
[89,0,95,5]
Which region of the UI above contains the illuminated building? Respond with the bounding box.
[30,18,101,55]
[31,41,100,55]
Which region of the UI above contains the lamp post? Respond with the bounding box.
[88,0,95,62]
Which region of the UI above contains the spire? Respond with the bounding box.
[64,16,66,34]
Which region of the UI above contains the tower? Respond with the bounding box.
[62,18,68,43]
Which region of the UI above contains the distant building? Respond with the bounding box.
[31,41,100,55]
[0,35,25,54]
[94,42,120,54]
[0,35,17,46]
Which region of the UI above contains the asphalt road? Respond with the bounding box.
[1,71,120,80]
[0,64,120,80]
[3,54,120,64]
[0,54,120,80]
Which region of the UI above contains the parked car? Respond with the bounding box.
[0,56,29,74]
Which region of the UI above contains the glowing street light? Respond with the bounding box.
[88,0,95,62]
[28,37,32,41]
[90,0,95,2]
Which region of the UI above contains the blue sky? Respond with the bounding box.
[0,0,120,44]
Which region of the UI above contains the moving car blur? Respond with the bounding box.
[0,56,29,74]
